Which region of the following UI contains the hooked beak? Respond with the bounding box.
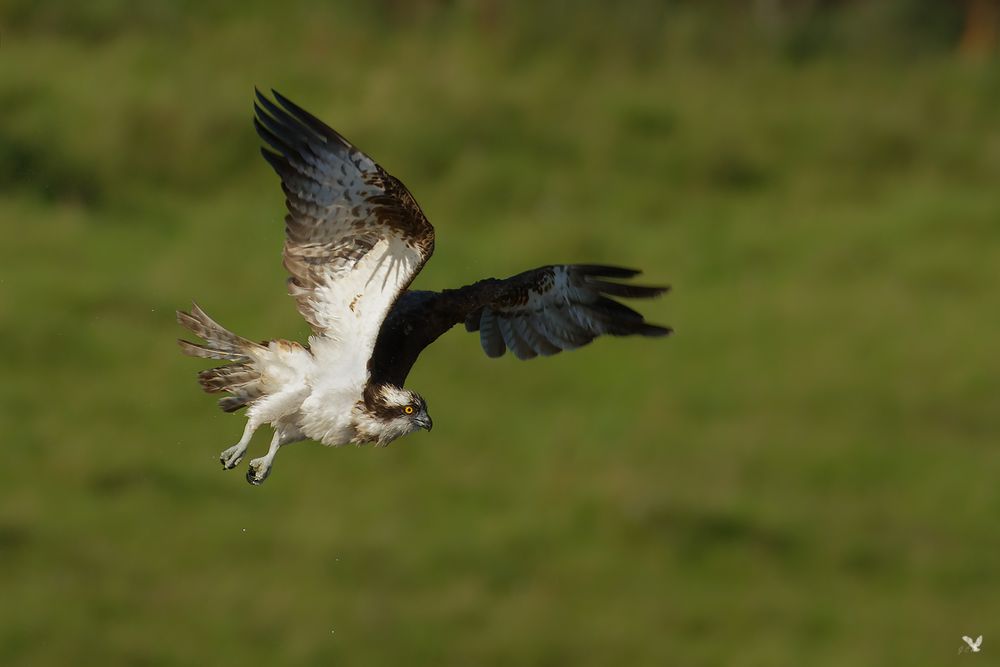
[416,414,433,432]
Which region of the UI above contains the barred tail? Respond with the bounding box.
[177,303,266,412]
[176,303,260,361]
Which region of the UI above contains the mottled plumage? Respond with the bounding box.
[178,90,670,485]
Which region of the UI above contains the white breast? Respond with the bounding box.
[295,377,365,446]
[290,238,416,445]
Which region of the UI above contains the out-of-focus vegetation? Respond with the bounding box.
[1,1,999,665]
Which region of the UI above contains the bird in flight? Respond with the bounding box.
[178,90,671,485]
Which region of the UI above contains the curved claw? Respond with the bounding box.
[246,459,271,486]
[220,444,246,470]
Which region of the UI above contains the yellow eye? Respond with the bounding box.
[404,406,415,415]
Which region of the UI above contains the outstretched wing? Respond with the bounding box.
[368,264,669,385]
[463,265,670,360]
[253,89,435,352]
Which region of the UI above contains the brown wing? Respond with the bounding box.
[254,89,434,341]
[463,265,671,360]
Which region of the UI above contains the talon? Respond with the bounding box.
[246,459,270,486]
[220,444,246,470]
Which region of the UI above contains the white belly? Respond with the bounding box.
[254,332,374,447]
[296,385,363,446]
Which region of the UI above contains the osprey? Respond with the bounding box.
[178,90,671,485]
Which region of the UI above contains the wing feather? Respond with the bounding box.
[367,264,669,385]
[478,308,507,358]
[530,311,582,351]
[518,316,562,356]
[254,89,435,363]
[510,317,545,359]
[465,265,670,360]
[498,316,536,360]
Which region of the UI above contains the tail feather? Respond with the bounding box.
[202,363,265,413]
[218,396,252,413]
[176,303,262,361]
[177,304,266,413]
[177,339,246,361]
[198,364,261,393]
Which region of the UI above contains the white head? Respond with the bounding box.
[359,383,432,446]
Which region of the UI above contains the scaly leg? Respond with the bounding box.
[220,420,257,470]
[246,430,284,486]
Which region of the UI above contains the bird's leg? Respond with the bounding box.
[246,430,283,486]
[220,420,257,470]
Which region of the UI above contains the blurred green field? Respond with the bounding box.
[2,2,1000,665]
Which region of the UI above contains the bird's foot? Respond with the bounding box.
[220,443,247,470]
[246,457,272,486]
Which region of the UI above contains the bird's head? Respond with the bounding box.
[362,384,433,444]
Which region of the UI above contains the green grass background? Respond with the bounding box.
[2,2,999,664]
